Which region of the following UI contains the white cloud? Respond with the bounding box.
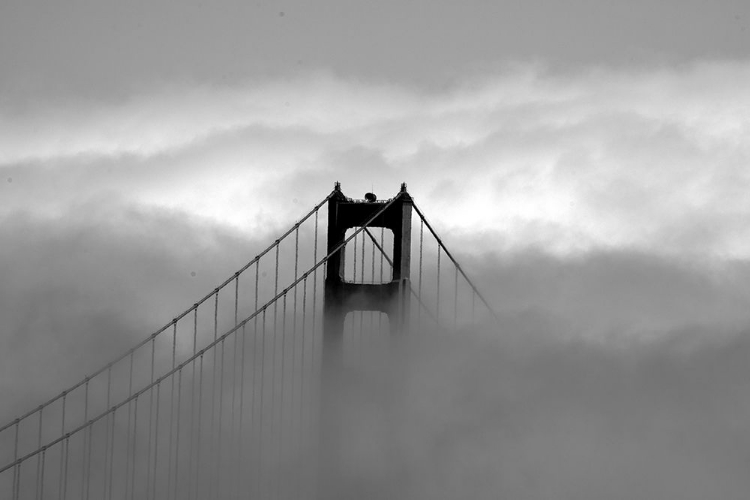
[2,61,750,257]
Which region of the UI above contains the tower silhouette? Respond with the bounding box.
[322,181,413,352]
[318,182,413,499]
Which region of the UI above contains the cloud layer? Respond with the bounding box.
[1,191,749,498]
[3,4,750,496]
[2,61,750,257]
[328,324,750,499]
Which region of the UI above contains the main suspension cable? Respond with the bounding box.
[0,190,338,435]
[411,201,498,320]
[1,191,403,475]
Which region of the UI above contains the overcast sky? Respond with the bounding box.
[2,1,750,498]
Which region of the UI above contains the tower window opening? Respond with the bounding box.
[343,227,394,284]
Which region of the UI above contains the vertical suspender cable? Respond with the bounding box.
[235,275,240,326]
[194,355,204,500]
[146,338,155,500]
[436,244,441,323]
[370,228,376,356]
[311,211,319,388]
[152,382,161,500]
[353,229,357,280]
[454,266,459,330]
[125,352,134,500]
[130,396,139,500]
[236,321,247,500]
[167,321,177,500]
[61,434,70,500]
[83,379,92,500]
[370,229,375,354]
[272,242,280,426]
[187,304,198,500]
[58,392,67,500]
[104,368,112,500]
[360,231,366,355]
[279,292,288,499]
[188,308,198,500]
[271,243,280,490]
[173,369,183,500]
[372,227,376,282]
[310,209,320,487]
[38,448,46,500]
[257,308,267,500]
[280,292,288,458]
[380,227,385,282]
[35,407,42,500]
[216,328,226,495]
[361,226,366,280]
[291,227,299,461]
[106,409,115,500]
[209,291,218,499]
[12,419,19,500]
[379,228,385,333]
[419,220,424,326]
[230,274,240,492]
[298,276,308,499]
[216,335,225,495]
[251,263,260,492]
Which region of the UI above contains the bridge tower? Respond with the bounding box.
[319,182,413,498]
[322,181,412,351]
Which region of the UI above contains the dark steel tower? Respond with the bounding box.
[318,182,413,499]
[323,181,412,348]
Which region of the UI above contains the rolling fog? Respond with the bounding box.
[2,205,750,499]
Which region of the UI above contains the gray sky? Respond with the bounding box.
[1,0,749,101]
[2,1,750,497]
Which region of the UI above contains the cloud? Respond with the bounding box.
[2,61,750,257]
[0,200,261,410]
[2,200,748,414]
[0,74,419,165]
[468,249,750,342]
[2,196,750,499]
[352,323,750,499]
